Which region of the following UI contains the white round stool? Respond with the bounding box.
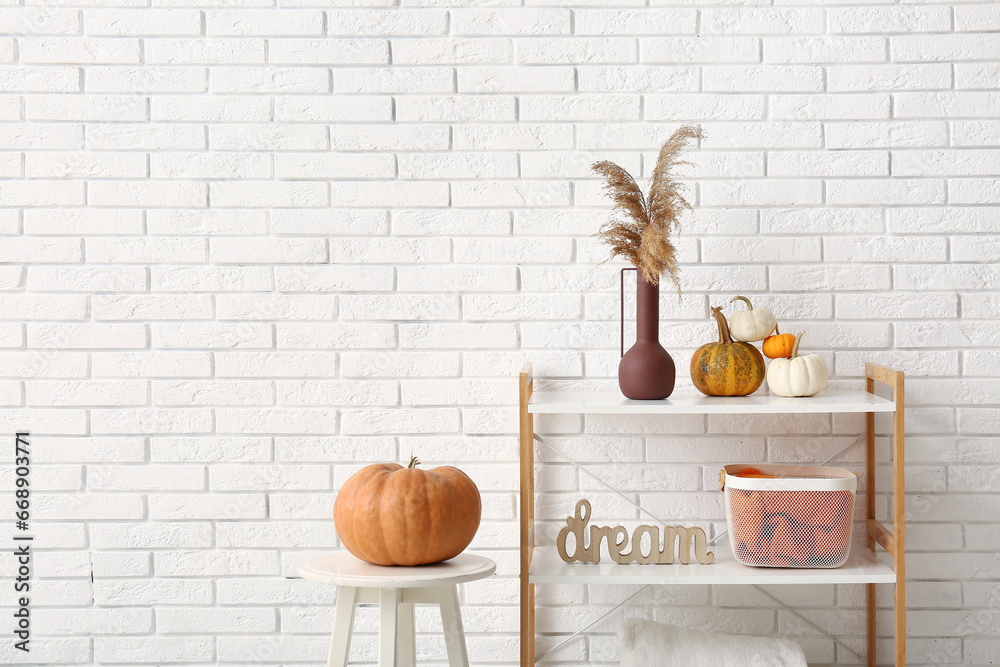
[299,552,496,667]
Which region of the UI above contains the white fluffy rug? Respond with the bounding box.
[619,618,808,667]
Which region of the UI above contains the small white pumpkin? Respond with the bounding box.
[766,330,829,398]
[728,296,777,342]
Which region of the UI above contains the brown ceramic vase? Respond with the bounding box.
[618,273,676,400]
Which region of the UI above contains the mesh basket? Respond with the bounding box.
[722,464,856,569]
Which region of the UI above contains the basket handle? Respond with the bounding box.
[719,469,726,491]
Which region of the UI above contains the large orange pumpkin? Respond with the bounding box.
[690,306,765,396]
[334,457,481,566]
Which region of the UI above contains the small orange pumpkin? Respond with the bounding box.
[762,324,797,359]
[334,456,481,566]
[690,306,766,397]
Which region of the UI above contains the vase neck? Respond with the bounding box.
[635,273,660,342]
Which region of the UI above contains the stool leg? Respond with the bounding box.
[397,602,415,667]
[437,585,469,667]
[379,588,400,667]
[328,586,357,667]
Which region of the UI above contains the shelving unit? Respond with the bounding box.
[518,362,905,667]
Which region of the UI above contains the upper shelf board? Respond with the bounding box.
[527,390,896,415]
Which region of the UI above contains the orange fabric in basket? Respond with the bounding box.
[733,467,779,478]
[729,487,852,567]
[729,489,766,539]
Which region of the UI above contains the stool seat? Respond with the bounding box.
[298,552,496,589]
[299,552,496,667]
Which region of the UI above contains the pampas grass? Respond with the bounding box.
[594,125,703,296]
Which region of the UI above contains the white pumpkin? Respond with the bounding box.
[728,296,777,342]
[766,330,829,397]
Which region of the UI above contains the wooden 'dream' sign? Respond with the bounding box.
[556,499,714,566]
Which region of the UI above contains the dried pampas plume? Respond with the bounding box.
[594,125,703,297]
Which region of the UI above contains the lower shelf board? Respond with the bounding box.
[528,543,896,586]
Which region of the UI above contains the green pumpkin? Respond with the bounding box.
[690,306,765,396]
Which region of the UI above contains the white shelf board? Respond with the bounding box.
[527,390,895,415]
[529,543,895,586]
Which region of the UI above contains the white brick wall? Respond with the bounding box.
[0,1,997,665]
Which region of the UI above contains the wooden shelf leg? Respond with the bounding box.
[865,380,877,667]
[867,583,877,667]
[864,364,906,667]
[520,365,535,667]
[893,372,906,667]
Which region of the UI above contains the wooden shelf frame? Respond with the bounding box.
[518,362,905,667]
[866,362,906,667]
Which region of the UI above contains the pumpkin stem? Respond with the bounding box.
[407,456,420,469]
[711,306,734,344]
[773,323,781,336]
[730,295,753,311]
[791,330,805,360]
